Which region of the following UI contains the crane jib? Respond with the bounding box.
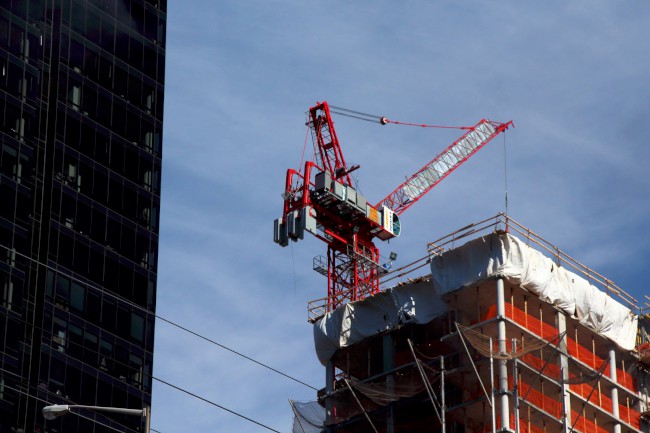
[378,119,511,215]
[403,121,495,201]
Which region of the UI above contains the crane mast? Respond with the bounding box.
[274,101,513,320]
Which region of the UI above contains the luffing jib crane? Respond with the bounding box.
[274,101,513,320]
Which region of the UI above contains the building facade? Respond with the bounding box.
[0,1,165,431]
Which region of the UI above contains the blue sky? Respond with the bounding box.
[151,2,650,432]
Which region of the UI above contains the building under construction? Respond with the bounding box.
[278,103,649,433]
[291,214,650,433]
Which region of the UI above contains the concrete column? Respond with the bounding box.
[383,334,394,433]
[557,311,571,433]
[496,278,510,430]
[325,360,335,426]
[609,348,621,433]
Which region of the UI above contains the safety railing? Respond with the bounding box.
[427,213,639,314]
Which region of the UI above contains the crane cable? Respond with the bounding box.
[298,123,310,175]
[329,104,473,130]
[503,131,509,217]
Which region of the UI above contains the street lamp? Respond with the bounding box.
[43,404,150,433]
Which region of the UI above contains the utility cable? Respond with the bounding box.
[155,315,318,390]
[0,325,280,433]
[0,316,280,432]
[0,376,148,433]
[6,376,160,433]
[153,376,282,433]
[0,309,149,386]
[0,242,319,391]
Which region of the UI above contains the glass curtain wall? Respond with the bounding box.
[0,1,165,432]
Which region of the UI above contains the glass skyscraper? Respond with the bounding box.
[0,1,165,432]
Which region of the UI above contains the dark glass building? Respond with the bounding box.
[0,1,165,432]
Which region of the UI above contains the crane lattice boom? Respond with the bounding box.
[377,119,514,215]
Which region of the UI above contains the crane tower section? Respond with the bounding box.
[274,101,513,317]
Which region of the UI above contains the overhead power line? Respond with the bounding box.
[156,315,318,390]
[0,243,318,391]
[153,376,282,433]
[0,374,154,433]
[0,328,281,433]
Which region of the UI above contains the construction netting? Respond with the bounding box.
[290,400,325,433]
[456,322,561,360]
[638,341,650,363]
[458,322,641,430]
[493,405,630,433]
[485,412,612,433]
[324,363,439,426]
[479,302,638,393]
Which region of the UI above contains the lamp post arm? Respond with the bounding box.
[43,404,148,427]
[74,405,145,417]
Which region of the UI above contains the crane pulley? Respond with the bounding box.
[274,101,513,320]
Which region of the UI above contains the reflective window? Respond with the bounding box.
[70,281,85,312]
[0,1,163,429]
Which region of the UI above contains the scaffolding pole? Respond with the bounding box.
[609,347,622,433]
[490,337,497,433]
[288,400,307,433]
[407,339,443,425]
[455,322,493,407]
[569,363,607,433]
[513,339,520,433]
[344,379,379,433]
[441,355,446,433]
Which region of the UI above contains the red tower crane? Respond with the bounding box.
[274,101,513,321]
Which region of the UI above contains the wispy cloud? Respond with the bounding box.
[154,1,650,431]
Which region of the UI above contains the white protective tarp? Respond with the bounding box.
[429,233,638,351]
[313,278,447,365]
[291,400,325,433]
[313,233,638,365]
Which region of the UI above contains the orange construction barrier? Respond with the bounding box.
[479,302,637,393]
